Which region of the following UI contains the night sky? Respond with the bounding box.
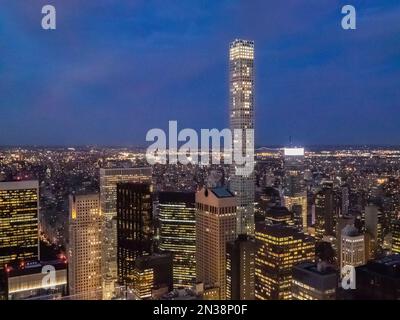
[1,0,399,146]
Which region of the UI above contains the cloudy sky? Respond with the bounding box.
[0,0,399,146]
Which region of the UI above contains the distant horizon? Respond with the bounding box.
[1,144,400,150]
[1,1,400,145]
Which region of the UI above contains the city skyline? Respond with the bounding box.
[1,1,400,305]
[1,1,400,146]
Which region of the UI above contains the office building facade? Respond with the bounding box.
[255,223,315,300]
[117,183,153,286]
[0,181,39,269]
[99,167,152,298]
[292,262,337,300]
[158,191,196,288]
[196,187,236,300]
[68,193,102,300]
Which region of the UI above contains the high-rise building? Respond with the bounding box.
[196,187,236,300]
[283,147,307,231]
[226,234,255,300]
[99,167,152,299]
[68,193,102,300]
[131,252,173,300]
[255,223,315,300]
[392,220,400,254]
[292,262,337,300]
[340,225,366,269]
[0,181,39,269]
[158,192,196,288]
[314,187,335,240]
[335,215,355,266]
[229,39,255,236]
[341,185,350,216]
[365,204,383,257]
[117,183,153,286]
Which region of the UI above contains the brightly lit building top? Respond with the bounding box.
[229,39,254,60]
[284,147,305,156]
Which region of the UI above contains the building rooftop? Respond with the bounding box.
[357,254,400,279]
[266,206,292,217]
[209,187,234,198]
[0,180,38,190]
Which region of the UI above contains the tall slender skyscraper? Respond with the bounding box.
[0,181,39,269]
[68,193,102,300]
[196,187,236,300]
[158,192,196,288]
[117,183,153,286]
[229,39,255,236]
[99,167,152,299]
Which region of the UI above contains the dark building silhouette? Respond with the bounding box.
[226,234,255,300]
[117,183,153,286]
[315,187,336,240]
[354,254,400,300]
[265,206,293,226]
[255,223,315,300]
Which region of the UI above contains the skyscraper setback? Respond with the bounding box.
[229,39,255,236]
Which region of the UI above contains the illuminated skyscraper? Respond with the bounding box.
[365,204,383,257]
[99,167,152,299]
[158,192,196,288]
[340,225,366,269]
[283,147,307,230]
[229,39,255,236]
[255,223,315,300]
[196,187,236,300]
[68,193,102,300]
[226,234,255,300]
[117,183,153,286]
[315,187,336,240]
[0,181,39,269]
